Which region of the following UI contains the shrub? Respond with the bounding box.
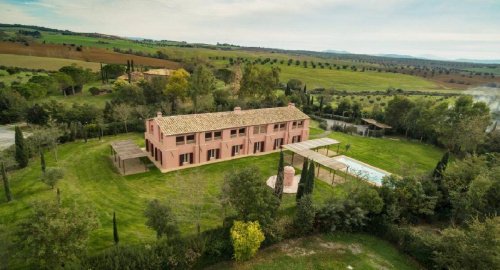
[294,195,315,235]
[314,198,367,232]
[230,221,265,261]
[89,87,101,96]
[318,120,328,130]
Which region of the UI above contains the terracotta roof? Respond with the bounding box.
[153,106,310,136]
[143,68,173,76]
[361,118,392,129]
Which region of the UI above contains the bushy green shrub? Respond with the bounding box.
[230,221,265,261]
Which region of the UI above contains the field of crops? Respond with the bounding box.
[0,53,100,71]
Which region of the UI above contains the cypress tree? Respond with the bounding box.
[2,163,12,202]
[285,85,291,96]
[113,211,119,245]
[433,151,450,180]
[296,159,308,202]
[274,150,284,200]
[100,63,104,84]
[56,188,61,205]
[305,161,315,195]
[303,84,307,93]
[319,96,324,113]
[40,151,46,174]
[131,60,135,72]
[15,126,28,168]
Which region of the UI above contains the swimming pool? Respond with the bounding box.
[334,156,390,185]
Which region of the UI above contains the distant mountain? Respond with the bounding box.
[375,54,418,59]
[323,49,351,54]
[455,59,500,64]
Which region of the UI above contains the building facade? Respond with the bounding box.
[144,104,310,172]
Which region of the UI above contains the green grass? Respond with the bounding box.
[279,65,442,91]
[328,131,444,174]
[0,53,101,71]
[0,71,39,86]
[322,94,459,113]
[0,125,445,267]
[211,233,421,270]
[0,133,340,258]
[40,82,115,108]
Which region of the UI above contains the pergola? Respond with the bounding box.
[283,138,348,183]
[110,140,148,175]
[361,118,392,136]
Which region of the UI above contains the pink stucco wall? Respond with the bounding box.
[144,112,309,172]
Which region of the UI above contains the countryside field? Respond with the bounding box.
[0,41,181,69]
[0,53,101,71]
[279,65,443,91]
[3,28,497,93]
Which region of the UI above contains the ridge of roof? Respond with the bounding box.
[152,106,310,136]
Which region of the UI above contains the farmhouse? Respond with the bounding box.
[144,104,310,172]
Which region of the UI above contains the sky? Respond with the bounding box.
[1,0,500,60]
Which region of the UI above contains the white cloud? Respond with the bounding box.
[0,2,41,25]
[1,0,499,59]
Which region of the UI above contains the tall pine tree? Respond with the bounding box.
[113,211,119,245]
[40,151,46,174]
[15,126,28,168]
[274,150,284,201]
[296,159,308,202]
[1,163,12,202]
[305,161,315,195]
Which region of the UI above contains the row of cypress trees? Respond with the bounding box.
[272,149,317,204]
[296,158,315,202]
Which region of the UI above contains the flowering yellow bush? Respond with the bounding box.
[230,220,265,261]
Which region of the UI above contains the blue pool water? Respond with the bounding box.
[335,156,389,185]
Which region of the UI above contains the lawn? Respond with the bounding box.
[0,128,445,267]
[0,133,340,258]
[328,131,444,174]
[210,233,421,270]
[0,53,101,71]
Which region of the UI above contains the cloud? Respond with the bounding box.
[0,2,41,24]
[1,0,499,59]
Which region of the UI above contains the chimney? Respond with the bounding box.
[156,111,162,118]
[234,107,242,114]
[288,102,295,108]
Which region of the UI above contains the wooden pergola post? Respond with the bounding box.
[332,170,336,185]
[291,152,295,165]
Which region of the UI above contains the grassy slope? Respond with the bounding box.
[0,53,101,71]
[212,234,421,270]
[328,131,444,174]
[0,133,340,255]
[0,128,444,267]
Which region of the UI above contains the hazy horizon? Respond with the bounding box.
[1,0,500,61]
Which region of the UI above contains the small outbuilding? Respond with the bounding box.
[361,118,392,136]
[110,140,149,175]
